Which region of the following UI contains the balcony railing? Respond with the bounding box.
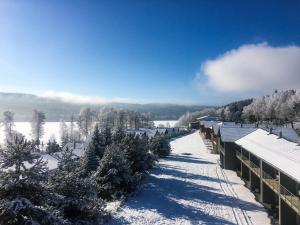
[280,184,300,214]
[249,161,261,177]
[219,145,225,154]
[241,154,250,167]
[262,170,279,193]
[262,170,300,215]
[236,150,242,160]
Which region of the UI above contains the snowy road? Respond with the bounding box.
[109,132,271,225]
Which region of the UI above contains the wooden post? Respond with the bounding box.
[260,159,264,202]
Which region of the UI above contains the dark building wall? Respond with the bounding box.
[280,200,300,225]
[242,163,250,181]
[262,161,278,179]
[263,183,279,219]
[204,128,211,139]
[190,122,200,129]
[224,142,239,170]
[280,172,299,196]
[250,171,261,193]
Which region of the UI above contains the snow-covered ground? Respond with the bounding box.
[109,132,271,225]
[153,120,178,128]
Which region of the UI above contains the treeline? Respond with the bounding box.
[0,123,171,224]
[242,90,300,127]
[1,107,155,147]
[176,108,217,126]
[177,89,300,128]
[60,107,155,146]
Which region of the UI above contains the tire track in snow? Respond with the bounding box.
[216,166,253,225]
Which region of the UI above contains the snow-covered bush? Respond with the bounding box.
[0,197,63,225]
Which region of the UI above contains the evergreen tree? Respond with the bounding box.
[149,135,171,158]
[0,134,62,224]
[46,139,61,154]
[121,134,153,173]
[102,125,112,146]
[81,144,99,177]
[112,125,126,144]
[93,144,137,200]
[49,145,105,224]
[90,125,105,159]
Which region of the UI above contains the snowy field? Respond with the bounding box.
[109,132,271,225]
[153,120,178,128]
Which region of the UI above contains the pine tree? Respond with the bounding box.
[93,144,137,200]
[81,144,99,177]
[149,135,171,158]
[90,125,105,159]
[49,145,105,224]
[0,134,62,224]
[46,139,61,154]
[102,125,112,146]
[121,134,153,173]
[112,125,126,144]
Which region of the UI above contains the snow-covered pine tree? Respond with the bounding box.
[49,145,105,224]
[112,125,126,144]
[93,144,137,200]
[102,125,112,146]
[46,139,61,154]
[80,143,99,177]
[121,133,152,173]
[0,133,62,224]
[90,125,105,159]
[149,135,171,158]
[140,132,156,170]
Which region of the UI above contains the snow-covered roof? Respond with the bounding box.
[212,122,241,135]
[42,154,59,170]
[235,129,300,183]
[200,121,215,128]
[262,127,299,143]
[220,127,257,143]
[196,115,221,121]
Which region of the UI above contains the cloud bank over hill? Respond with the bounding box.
[198,43,300,93]
[39,91,141,105]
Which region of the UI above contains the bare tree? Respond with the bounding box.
[2,111,15,140]
[30,109,46,143]
[69,113,75,143]
[77,107,93,139]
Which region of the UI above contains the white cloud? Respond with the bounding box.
[198,43,300,93]
[39,91,142,104]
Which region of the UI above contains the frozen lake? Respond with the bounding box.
[0,120,179,144]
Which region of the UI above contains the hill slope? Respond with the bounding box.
[0,93,207,121]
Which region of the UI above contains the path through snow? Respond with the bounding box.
[109,132,271,225]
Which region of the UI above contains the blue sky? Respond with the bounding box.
[0,1,299,105]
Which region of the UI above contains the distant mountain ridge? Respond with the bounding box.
[0,92,208,121]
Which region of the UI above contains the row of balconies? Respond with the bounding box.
[235,150,300,215]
